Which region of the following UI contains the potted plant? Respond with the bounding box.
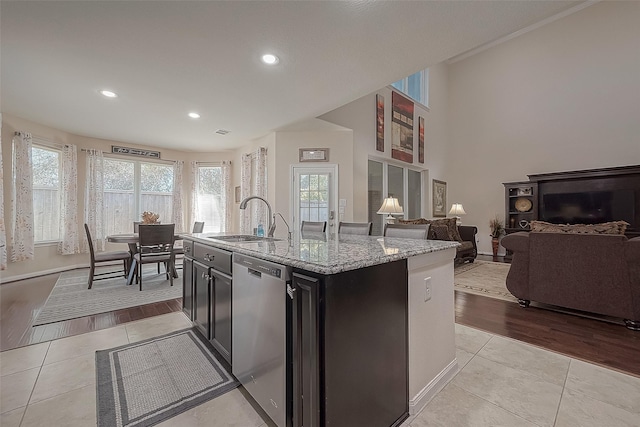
[489,216,505,257]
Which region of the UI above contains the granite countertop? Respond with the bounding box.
[181,232,459,275]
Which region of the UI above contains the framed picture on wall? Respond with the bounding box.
[418,116,424,164]
[376,94,384,152]
[391,91,414,163]
[432,179,447,217]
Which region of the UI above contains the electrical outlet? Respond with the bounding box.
[424,277,432,301]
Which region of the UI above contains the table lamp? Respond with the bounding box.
[448,203,466,226]
[377,197,404,224]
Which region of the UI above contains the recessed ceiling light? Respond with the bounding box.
[99,90,118,98]
[188,112,201,119]
[261,54,279,65]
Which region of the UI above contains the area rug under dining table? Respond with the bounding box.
[33,266,182,326]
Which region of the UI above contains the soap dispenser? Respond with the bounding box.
[256,223,264,237]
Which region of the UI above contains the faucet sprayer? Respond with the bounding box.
[273,212,292,242]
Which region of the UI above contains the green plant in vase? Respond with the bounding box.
[489,216,505,257]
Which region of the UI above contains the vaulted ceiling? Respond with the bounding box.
[1,1,582,151]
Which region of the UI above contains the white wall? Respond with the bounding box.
[446,1,640,254]
[319,61,450,226]
[272,129,354,238]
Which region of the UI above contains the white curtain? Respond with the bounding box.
[171,160,184,232]
[10,132,35,262]
[240,147,267,234]
[190,161,199,230]
[0,115,6,269]
[58,144,80,254]
[221,161,232,232]
[255,147,267,229]
[84,149,105,252]
[240,153,252,234]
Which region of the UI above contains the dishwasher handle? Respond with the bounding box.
[248,268,262,278]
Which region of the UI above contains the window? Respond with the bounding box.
[194,165,226,233]
[368,159,423,236]
[391,68,429,107]
[32,145,61,242]
[103,158,173,236]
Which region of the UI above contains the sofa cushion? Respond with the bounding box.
[399,217,462,242]
[530,220,629,235]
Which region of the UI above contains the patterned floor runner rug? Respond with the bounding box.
[96,328,239,427]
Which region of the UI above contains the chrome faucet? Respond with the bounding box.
[239,196,274,237]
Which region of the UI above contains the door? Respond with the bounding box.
[292,165,338,235]
[291,272,320,427]
[193,261,210,339]
[182,257,194,320]
[211,269,232,363]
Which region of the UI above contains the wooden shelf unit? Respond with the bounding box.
[504,181,538,232]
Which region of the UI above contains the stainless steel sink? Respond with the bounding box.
[208,235,281,243]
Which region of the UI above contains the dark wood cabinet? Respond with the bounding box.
[290,260,409,427]
[504,181,538,233]
[186,243,233,364]
[182,257,193,320]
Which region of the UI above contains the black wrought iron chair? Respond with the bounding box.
[131,224,175,291]
[84,224,130,289]
[383,223,430,239]
[338,221,373,236]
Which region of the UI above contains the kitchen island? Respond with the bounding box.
[181,232,460,427]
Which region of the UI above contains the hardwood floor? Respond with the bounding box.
[0,271,182,351]
[2,264,639,379]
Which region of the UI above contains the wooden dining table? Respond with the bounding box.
[107,233,182,286]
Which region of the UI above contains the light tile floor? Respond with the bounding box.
[1,313,639,427]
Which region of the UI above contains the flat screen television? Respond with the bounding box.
[540,190,635,226]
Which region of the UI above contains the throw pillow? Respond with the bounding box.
[432,225,451,241]
[529,220,629,235]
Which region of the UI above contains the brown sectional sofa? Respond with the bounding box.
[399,218,477,263]
[501,231,640,330]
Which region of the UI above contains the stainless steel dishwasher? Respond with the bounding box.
[232,254,290,427]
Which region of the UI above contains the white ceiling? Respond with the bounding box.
[1,1,583,152]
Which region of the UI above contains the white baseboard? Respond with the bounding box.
[1,262,101,284]
[409,359,459,415]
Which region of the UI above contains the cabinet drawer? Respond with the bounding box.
[193,243,232,275]
[183,240,194,257]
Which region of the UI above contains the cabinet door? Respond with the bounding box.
[211,270,232,363]
[193,261,210,339]
[291,273,320,427]
[182,257,194,320]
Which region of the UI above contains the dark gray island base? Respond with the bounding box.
[181,233,459,427]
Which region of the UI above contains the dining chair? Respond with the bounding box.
[383,223,430,240]
[338,221,373,236]
[174,221,205,270]
[301,221,327,233]
[132,224,175,291]
[84,224,131,289]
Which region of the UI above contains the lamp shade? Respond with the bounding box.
[448,203,466,216]
[377,197,404,215]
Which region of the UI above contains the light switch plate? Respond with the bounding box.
[339,199,347,207]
